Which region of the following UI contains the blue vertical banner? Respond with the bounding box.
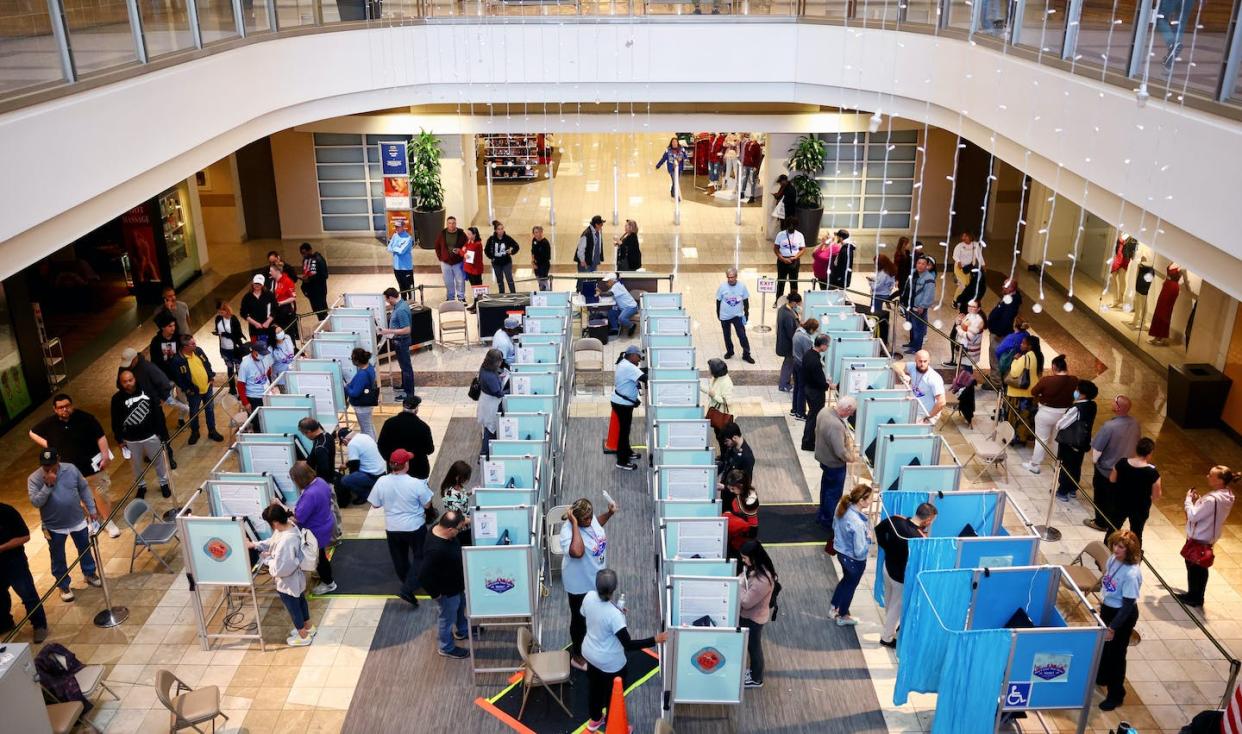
[378,140,409,177]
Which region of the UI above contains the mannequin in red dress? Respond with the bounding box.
[1147,263,1183,344]
[1104,235,1137,308]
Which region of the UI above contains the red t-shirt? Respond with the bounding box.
[462,238,485,276]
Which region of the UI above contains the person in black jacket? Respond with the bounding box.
[1055,380,1099,501]
[110,369,170,499]
[120,347,186,471]
[775,293,801,392]
[615,219,642,272]
[485,220,520,294]
[772,174,797,220]
[419,510,471,658]
[530,226,552,291]
[376,394,435,479]
[800,334,830,451]
[299,243,330,320]
[298,418,337,484]
[874,502,938,647]
[240,275,277,342]
[828,231,856,289]
[148,315,181,381]
[213,301,246,396]
[169,335,224,445]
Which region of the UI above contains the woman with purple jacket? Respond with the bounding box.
[291,461,337,595]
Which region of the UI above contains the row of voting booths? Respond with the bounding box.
[641,292,750,722]
[802,287,1108,732]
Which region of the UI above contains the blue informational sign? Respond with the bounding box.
[378,141,408,176]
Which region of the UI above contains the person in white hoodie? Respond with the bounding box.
[247,504,314,646]
[1177,466,1237,608]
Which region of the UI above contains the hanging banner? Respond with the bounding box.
[383,177,411,209]
[378,140,409,177]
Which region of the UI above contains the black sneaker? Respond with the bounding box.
[169,458,178,470]
[743,674,763,688]
[188,432,200,446]
[742,355,755,364]
[399,592,419,608]
[615,462,638,472]
[136,486,147,499]
[438,646,469,659]
[453,631,469,641]
[208,432,225,442]
[160,485,172,498]
[879,638,897,649]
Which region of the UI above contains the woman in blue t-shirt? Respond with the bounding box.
[1096,529,1142,711]
[581,569,667,732]
[345,348,379,440]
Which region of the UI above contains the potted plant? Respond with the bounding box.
[407,130,445,250]
[786,135,825,247]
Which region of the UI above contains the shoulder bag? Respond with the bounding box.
[706,395,733,431]
[1180,501,1217,568]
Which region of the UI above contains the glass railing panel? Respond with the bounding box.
[1150,0,1229,99]
[800,0,849,20]
[197,0,240,43]
[857,0,902,24]
[901,0,939,25]
[64,0,139,75]
[138,0,196,57]
[1015,0,1068,56]
[1073,0,1137,76]
[0,2,66,94]
[274,0,319,26]
[242,0,273,33]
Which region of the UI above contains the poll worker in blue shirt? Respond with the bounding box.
[1096,529,1142,711]
[387,220,415,293]
[492,317,521,365]
[237,342,272,414]
[611,345,646,471]
[602,273,639,338]
[716,268,755,364]
[380,287,414,400]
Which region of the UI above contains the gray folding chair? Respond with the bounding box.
[123,498,180,573]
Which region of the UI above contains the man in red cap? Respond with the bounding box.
[368,448,434,608]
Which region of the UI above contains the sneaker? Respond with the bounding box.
[1082,519,1105,531]
[160,485,172,498]
[438,646,469,659]
[743,673,764,688]
[169,458,178,470]
[793,414,806,422]
[615,462,638,472]
[311,582,337,595]
[286,634,313,647]
[33,627,49,644]
[453,630,469,641]
[1021,462,1041,474]
[1055,492,1070,503]
[940,361,956,368]
[207,432,225,443]
[788,410,800,418]
[85,576,102,588]
[291,625,318,638]
[393,393,408,402]
[835,615,858,626]
[136,486,147,500]
[742,355,756,364]
[60,588,75,602]
[399,592,419,608]
[586,718,605,732]
[571,655,588,671]
[188,432,200,446]
[879,637,897,649]
[106,521,122,539]
[778,386,792,393]
[723,351,735,360]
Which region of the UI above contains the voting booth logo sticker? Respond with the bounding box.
[484,571,516,594]
[691,647,725,674]
[203,537,233,562]
[1032,653,1071,683]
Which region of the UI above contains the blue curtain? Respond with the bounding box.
[931,629,1013,734]
[899,537,960,615]
[874,491,928,607]
[894,568,973,703]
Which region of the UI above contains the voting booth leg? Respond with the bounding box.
[1034,463,1063,542]
[604,410,620,454]
[89,531,129,628]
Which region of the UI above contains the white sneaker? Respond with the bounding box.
[60,589,75,602]
[1021,461,1041,474]
[312,582,337,595]
[106,521,122,539]
[835,615,858,626]
[286,634,313,647]
[290,625,318,638]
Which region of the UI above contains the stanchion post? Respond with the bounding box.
[547,165,556,226]
[90,531,129,628]
[1034,460,1063,542]
[613,162,619,225]
[753,276,774,333]
[485,163,494,223]
[673,165,681,226]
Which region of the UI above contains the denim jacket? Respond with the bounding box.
[832,506,871,561]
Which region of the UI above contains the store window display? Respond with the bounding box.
[1148,263,1189,346]
[1103,235,1138,309]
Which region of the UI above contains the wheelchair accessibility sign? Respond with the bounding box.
[1005,682,1032,709]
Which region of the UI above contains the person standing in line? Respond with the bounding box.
[582,569,668,732]
[153,287,192,337]
[575,215,605,273]
[1177,466,1237,608]
[299,242,330,320]
[27,449,101,602]
[737,539,776,688]
[169,335,225,445]
[28,393,120,539]
[1024,354,1079,474]
[815,397,857,547]
[110,369,172,499]
[870,255,898,345]
[420,510,472,659]
[476,349,508,455]
[775,293,802,392]
[902,256,936,352]
[800,334,830,451]
[377,394,435,479]
[1054,380,1098,502]
[380,287,415,400]
[531,226,552,291]
[337,427,385,506]
[1110,437,1161,546]
[602,273,639,338]
[484,220,520,294]
[724,491,760,559]
[561,498,618,672]
[298,418,337,486]
[811,236,833,290]
[266,250,301,289]
[773,219,806,303]
[790,318,818,420]
[148,315,181,381]
[240,274,277,343]
[492,317,521,365]
[611,345,645,471]
[896,350,946,424]
[246,504,315,647]
[654,137,687,198]
[1003,335,1042,444]
[893,237,913,289]
[269,263,299,343]
[828,230,856,290]
[463,226,486,310]
[344,348,379,440]
[614,220,642,272]
[121,346,187,470]
[770,174,796,222]
[874,502,938,648]
[439,461,473,546]
[213,301,245,395]
[387,220,415,293]
[237,342,272,414]
[369,448,434,608]
[1096,530,1142,711]
[0,500,50,642]
[715,423,754,493]
[950,231,985,299]
[716,268,755,364]
[704,359,734,448]
[830,484,873,626]
[951,298,985,368]
[739,135,764,204]
[269,325,296,384]
[1084,395,1140,533]
[290,461,337,595]
[986,278,1022,379]
[434,216,466,302]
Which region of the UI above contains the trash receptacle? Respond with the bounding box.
[1166,363,1232,429]
[587,318,610,345]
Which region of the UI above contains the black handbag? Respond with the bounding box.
[468,377,481,401]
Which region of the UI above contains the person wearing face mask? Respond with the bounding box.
[737,539,778,688]
[874,502,937,648]
[775,292,802,392]
[1054,380,1098,502]
[269,324,296,385]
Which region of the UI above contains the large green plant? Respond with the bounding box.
[407,130,445,212]
[786,135,826,209]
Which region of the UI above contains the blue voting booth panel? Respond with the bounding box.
[1006,628,1100,710]
[671,628,747,704]
[469,506,536,547]
[647,334,694,348]
[802,290,847,311]
[482,457,538,488]
[823,312,869,336]
[650,406,703,422]
[647,315,691,336]
[928,491,1003,538]
[463,545,536,618]
[655,421,711,450]
[665,559,735,577]
[828,336,881,386]
[524,307,569,320]
[206,478,280,539]
[508,373,558,396]
[530,291,571,307]
[511,363,559,376]
[642,293,682,310]
[841,365,896,398]
[875,434,942,492]
[650,381,699,406]
[668,575,740,629]
[657,449,714,467]
[503,395,557,416]
[657,466,715,501]
[523,316,567,335]
[648,369,698,382]
[514,343,560,363]
[291,359,346,416]
[648,347,695,370]
[899,465,963,493]
[473,488,538,507]
[489,441,548,467]
[659,500,721,518]
[310,337,355,362]
[258,407,313,453]
[969,566,1060,629]
[958,537,1039,571]
[858,397,918,463]
[498,413,550,442]
[662,519,727,560]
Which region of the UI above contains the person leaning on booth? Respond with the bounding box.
[581,569,667,732]
[560,497,618,673]
[1096,529,1142,711]
[610,345,645,471]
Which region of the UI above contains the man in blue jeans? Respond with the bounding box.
[602,273,639,337]
[381,287,415,400]
[814,397,857,550]
[27,449,101,602]
[903,255,935,353]
[716,268,755,364]
[0,501,50,642]
[420,510,471,659]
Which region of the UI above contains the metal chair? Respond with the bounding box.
[45,701,99,734]
[545,505,571,579]
[155,669,229,733]
[1060,540,1111,602]
[438,299,469,346]
[573,338,605,372]
[516,627,572,720]
[961,421,1015,483]
[123,498,180,573]
[74,663,119,706]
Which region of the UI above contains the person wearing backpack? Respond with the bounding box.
[292,461,337,595]
[738,539,778,689]
[345,348,379,440]
[247,504,315,647]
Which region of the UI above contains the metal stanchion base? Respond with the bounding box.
[752,325,772,333]
[94,606,130,628]
[1034,525,1062,542]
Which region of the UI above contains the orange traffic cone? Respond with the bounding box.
[603,407,620,453]
[604,675,629,734]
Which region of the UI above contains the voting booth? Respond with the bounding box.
[462,543,541,680]
[895,566,1105,734]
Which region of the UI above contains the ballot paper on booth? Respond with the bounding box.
[659,467,715,501]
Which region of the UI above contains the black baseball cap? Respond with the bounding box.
[39,448,59,466]
[590,215,605,225]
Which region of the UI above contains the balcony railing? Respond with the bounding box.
[1,0,1240,114]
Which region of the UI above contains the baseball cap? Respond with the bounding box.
[252,274,266,285]
[119,348,138,367]
[39,448,59,466]
[590,215,605,225]
[503,317,522,330]
[623,345,642,357]
[390,448,414,465]
[602,272,618,282]
[248,342,269,355]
